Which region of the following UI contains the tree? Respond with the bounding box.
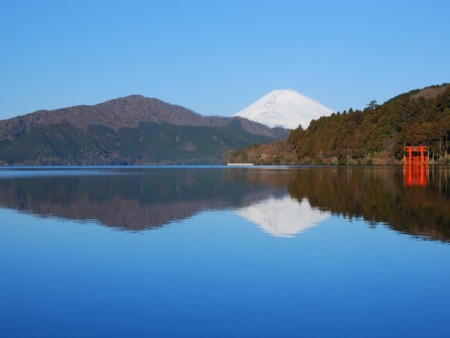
[366,100,380,110]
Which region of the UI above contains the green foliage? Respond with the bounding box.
[230,84,450,165]
[366,100,381,110]
[288,84,450,164]
[0,122,275,165]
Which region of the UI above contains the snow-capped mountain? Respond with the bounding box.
[236,196,330,238]
[234,89,334,130]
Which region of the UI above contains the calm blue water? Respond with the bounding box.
[0,166,449,337]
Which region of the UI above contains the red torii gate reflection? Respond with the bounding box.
[404,146,428,187]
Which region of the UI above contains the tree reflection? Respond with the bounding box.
[0,166,449,242]
[287,166,450,242]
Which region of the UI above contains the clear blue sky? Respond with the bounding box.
[1,0,449,120]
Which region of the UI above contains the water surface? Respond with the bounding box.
[1,166,449,337]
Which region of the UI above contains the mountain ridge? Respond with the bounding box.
[0,95,288,140]
[0,95,289,165]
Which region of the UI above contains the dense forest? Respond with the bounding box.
[228,84,450,165]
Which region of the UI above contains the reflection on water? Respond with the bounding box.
[0,166,449,241]
[404,164,429,187]
[2,166,450,338]
[288,166,450,242]
[0,167,289,230]
[237,196,330,238]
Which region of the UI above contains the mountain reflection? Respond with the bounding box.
[0,166,449,242]
[237,196,330,238]
[0,168,289,230]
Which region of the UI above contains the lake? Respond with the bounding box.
[0,165,449,337]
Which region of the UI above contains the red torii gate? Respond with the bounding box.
[404,145,428,166]
[404,145,428,187]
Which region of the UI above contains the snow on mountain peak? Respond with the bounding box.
[234,89,334,129]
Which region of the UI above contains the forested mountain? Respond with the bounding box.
[0,95,288,165]
[229,84,450,165]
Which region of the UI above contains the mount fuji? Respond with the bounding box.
[234,89,334,130]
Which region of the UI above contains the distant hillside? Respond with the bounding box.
[0,95,289,165]
[228,84,450,165]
